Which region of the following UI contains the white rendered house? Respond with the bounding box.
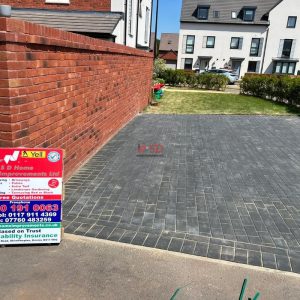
[178,0,300,77]
[4,0,152,49]
[111,0,153,49]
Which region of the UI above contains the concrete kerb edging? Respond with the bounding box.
[64,233,300,279]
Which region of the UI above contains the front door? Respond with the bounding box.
[199,59,209,72]
[231,60,242,77]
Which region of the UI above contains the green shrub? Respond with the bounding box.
[241,74,300,106]
[198,73,228,91]
[288,77,300,106]
[160,69,227,91]
[153,58,167,79]
[154,78,165,84]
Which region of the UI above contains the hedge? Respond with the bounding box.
[158,69,228,91]
[241,74,300,106]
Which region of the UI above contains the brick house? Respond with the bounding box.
[0,0,153,48]
[159,33,179,69]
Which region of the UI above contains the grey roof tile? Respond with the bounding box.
[181,0,283,25]
[11,8,122,34]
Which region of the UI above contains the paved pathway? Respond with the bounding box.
[64,115,300,273]
[2,234,300,300]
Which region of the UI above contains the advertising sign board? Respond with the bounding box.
[0,148,63,245]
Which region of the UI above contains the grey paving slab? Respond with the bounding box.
[64,115,300,274]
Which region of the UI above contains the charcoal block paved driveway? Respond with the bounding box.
[64,115,300,273]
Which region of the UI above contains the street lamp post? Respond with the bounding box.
[153,0,159,60]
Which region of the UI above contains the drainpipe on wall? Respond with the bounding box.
[135,0,140,48]
[153,0,159,60]
[260,26,270,74]
[124,0,128,46]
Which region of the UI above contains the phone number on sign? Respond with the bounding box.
[0,201,61,223]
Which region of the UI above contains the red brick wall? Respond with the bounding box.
[0,0,110,11]
[0,18,153,180]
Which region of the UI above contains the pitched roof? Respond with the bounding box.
[11,8,122,34]
[159,33,179,52]
[181,0,283,25]
[159,50,178,61]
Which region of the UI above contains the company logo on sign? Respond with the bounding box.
[22,151,46,159]
[3,151,20,164]
[47,152,61,163]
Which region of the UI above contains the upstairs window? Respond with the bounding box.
[230,37,242,49]
[287,16,297,28]
[139,0,143,17]
[282,39,293,57]
[243,8,256,21]
[206,36,215,48]
[144,7,150,43]
[128,0,134,35]
[250,38,260,56]
[213,11,220,18]
[197,6,210,20]
[186,35,195,54]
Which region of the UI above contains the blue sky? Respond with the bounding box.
[151,0,182,38]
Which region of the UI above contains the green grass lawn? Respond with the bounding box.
[145,91,300,115]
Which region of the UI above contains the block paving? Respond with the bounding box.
[64,115,300,273]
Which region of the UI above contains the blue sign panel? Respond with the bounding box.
[0,200,62,224]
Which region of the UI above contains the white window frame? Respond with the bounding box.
[144,6,150,44]
[128,0,134,36]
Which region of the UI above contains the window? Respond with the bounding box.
[247,61,258,72]
[186,35,195,54]
[250,38,260,56]
[282,39,293,57]
[287,16,297,28]
[230,37,241,49]
[197,6,209,20]
[139,0,143,17]
[128,0,133,35]
[184,58,193,70]
[274,62,296,74]
[213,11,220,18]
[206,36,215,48]
[144,7,150,43]
[243,9,255,21]
[231,11,237,19]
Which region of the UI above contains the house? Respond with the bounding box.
[178,0,300,77]
[0,0,153,49]
[159,33,179,70]
[111,0,153,49]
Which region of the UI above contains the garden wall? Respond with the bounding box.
[0,17,153,179]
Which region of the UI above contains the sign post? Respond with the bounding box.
[0,148,63,245]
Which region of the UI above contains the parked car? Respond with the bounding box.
[205,69,239,84]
